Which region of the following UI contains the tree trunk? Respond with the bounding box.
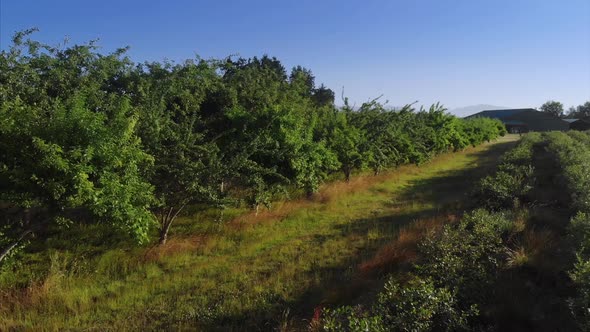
[159,220,172,245]
[344,168,351,182]
[157,204,186,246]
[0,229,32,264]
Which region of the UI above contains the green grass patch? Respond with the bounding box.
[0,136,519,330]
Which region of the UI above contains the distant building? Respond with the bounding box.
[569,118,590,131]
[465,108,570,133]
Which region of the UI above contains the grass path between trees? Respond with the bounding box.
[0,135,519,331]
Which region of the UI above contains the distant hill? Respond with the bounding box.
[449,104,511,118]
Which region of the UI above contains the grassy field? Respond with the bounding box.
[0,135,519,331]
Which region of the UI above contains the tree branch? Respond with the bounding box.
[0,229,33,264]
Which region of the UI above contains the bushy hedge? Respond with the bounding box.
[543,132,590,328]
[323,277,474,332]
[322,132,590,331]
[0,31,507,253]
[475,133,541,209]
[323,210,516,331]
[545,132,590,213]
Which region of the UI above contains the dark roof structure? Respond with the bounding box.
[466,108,570,132]
[569,118,590,131]
[469,108,536,120]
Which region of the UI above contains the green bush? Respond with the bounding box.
[545,132,590,212]
[1,30,507,255]
[323,210,511,331]
[477,166,534,209]
[544,132,590,330]
[323,277,475,332]
[569,257,590,330]
[417,209,510,305]
[475,133,540,209]
[569,213,590,257]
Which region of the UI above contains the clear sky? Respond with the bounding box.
[1,0,589,111]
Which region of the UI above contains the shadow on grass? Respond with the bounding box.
[197,140,520,331]
[390,140,520,209]
[487,140,576,332]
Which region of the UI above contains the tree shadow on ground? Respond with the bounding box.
[198,140,519,331]
[488,140,577,332]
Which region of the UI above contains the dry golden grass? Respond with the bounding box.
[229,145,480,230]
[0,277,58,312]
[315,150,470,204]
[314,166,417,204]
[142,235,208,263]
[507,228,556,268]
[524,229,555,256]
[358,213,458,276]
[229,200,308,229]
[506,246,529,268]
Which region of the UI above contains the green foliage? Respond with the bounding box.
[0,130,514,330]
[0,30,155,254]
[541,132,590,329]
[570,256,590,330]
[0,30,506,258]
[460,117,506,147]
[127,60,225,242]
[569,213,590,258]
[323,209,512,331]
[329,109,367,181]
[567,101,590,118]
[475,133,541,209]
[204,57,341,206]
[329,99,505,180]
[417,210,510,304]
[539,100,564,118]
[0,225,28,271]
[323,277,475,332]
[568,130,590,146]
[545,132,590,212]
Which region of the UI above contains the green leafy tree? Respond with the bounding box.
[312,84,335,107]
[349,100,408,175]
[219,56,293,211]
[216,58,340,207]
[540,100,564,118]
[0,31,155,262]
[289,65,315,97]
[289,117,340,196]
[329,108,366,182]
[130,60,223,244]
[568,101,590,118]
[0,30,509,258]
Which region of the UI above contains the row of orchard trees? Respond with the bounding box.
[0,31,505,260]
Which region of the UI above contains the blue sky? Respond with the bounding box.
[1,0,589,111]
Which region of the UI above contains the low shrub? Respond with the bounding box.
[544,132,590,329]
[569,257,590,330]
[416,209,510,305]
[323,277,475,332]
[323,209,511,331]
[545,132,590,212]
[475,133,540,209]
[477,165,534,209]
